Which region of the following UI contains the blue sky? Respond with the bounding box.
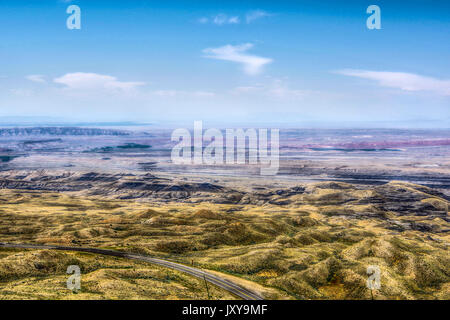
[0,0,449,127]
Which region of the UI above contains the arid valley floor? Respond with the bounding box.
[0,127,449,299]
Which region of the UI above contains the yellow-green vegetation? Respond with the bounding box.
[0,248,235,300]
[0,180,448,300]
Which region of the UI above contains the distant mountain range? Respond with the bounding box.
[0,127,129,136]
[0,116,151,127]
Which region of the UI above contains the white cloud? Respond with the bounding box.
[25,72,213,99]
[336,69,450,96]
[53,72,145,91]
[198,10,272,25]
[26,75,46,83]
[246,10,272,23]
[213,14,239,25]
[199,14,240,25]
[203,43,272,75]
[227,16,240,24]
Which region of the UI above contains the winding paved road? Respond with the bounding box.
[0,242,263,300]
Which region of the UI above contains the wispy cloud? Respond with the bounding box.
[53,72,145,91]
[26,75,46,83]
[226,16,240,24]
[20,72,213,100]
[246,10,272,23]
[198,14,240,25]
[198,10,272,25]
[336,69,450,96]
[203,43,272,75]
[213,14,239,25]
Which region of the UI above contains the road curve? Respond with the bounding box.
[0,242,263,300]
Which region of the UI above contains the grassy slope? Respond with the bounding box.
[0,182,448,300]
[0,248,235,300]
